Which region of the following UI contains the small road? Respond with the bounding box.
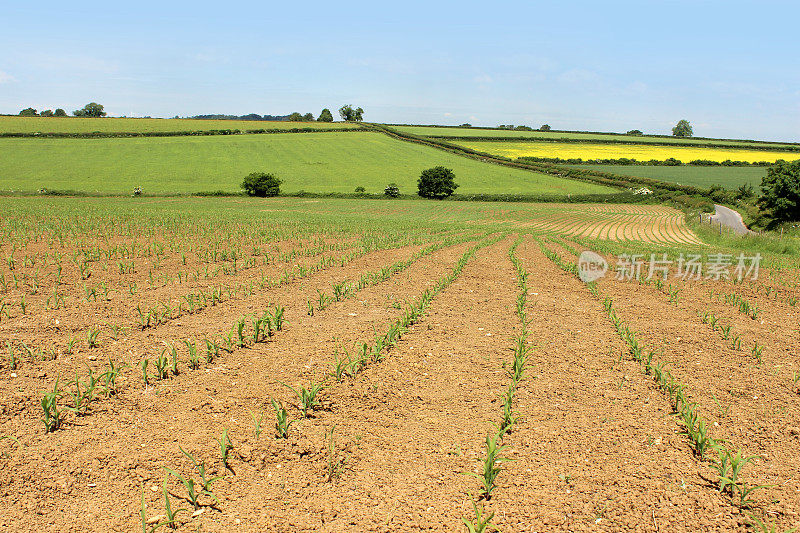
[710,204,753,235]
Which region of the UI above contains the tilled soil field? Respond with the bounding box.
[0,198,798,532]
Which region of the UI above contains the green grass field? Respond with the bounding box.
[0,116,359,134]
[0,131,616,195]
[391,125,800,150]
[566,164,766,189]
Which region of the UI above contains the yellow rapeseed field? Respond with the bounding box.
[459,140,800,164]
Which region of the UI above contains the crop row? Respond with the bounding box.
[536,239,784,530]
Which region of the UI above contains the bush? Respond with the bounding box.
[241,172,282,197]
[354,186,366,193]
[417,166,459,199]
[539,124,551,131]
[384,183,400,198]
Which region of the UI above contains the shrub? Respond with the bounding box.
[354,186,366,193]
[241,172,282,197]
[417,166,458,199]
[539,124,551,131]
[384,183,400,198]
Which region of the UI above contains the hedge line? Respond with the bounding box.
[0,127,367,139]
[517,156,781,167]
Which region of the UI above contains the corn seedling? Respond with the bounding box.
[199,338,214,364]
[100,359,125,397]
[217,429,233,471]
[86,327,101,349]
[272,305,285,330]
[330,353,350,382]
[747,514,798,533]
[0,435,22,459]
[271,398,293,438]
[66,367,99,415]
[499,382,519,433]
[154,352,169,380]
[249,408,266,438]
[752,341,764,362]
[180,448,222,501]
[159,476,187,529]
[140,359,150,386]
[6,342,17,370]
[41,378,66,433]
[462,497,496,533]
[325,425,346,482]
[163,343,179,376]
[236,318,247,347]
[464,430,511,500]
[281,381,324,418]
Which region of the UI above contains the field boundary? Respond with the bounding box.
[0,126,369,139]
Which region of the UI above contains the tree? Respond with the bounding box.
[627,129,642,135]
[287,112,304,122]
[317,108,333,122]
[40,109,54,117]
[241,172,282,197]
[73,102,107,117]
[758,160,800,222]
[302,112,314,121]
[338,105,364,122]
[539,124,551,131]
[417,166,458,199]
[672,119,693,137]
[53,108,68,117]
[459,123,472,127]
[19,108,38,116]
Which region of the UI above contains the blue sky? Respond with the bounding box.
[1,1,798,141]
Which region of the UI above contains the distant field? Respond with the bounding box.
[567,164,766,190]
[391,125,800,150]
[0,116,359,134]
[457,140,799,164]
[0,131,616,195]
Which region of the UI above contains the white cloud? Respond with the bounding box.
[0,70,16,84]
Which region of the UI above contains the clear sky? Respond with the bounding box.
[1,1,798,141]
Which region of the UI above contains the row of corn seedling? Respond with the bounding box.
[538,240,780,526]
[462,236,531,532]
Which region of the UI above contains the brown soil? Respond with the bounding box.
[0,234,797,532]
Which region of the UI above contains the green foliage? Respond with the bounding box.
[338,105,364,122]
[672,119,693,137]
[384,183,400,198]
[241,172,282,197]
[627,129,643,135]
[318,108,334,122]
[40,110,54,117]
[19,108,38,117]
[53,108,67,117]
[417,166,459,199]
[73,102,107,118]
[287,112,304,122]
[758,159,800,222]
[539,124,551,131]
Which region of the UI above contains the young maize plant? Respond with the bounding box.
[499,382,519,434]
[140,359,150,386]
[271,399,293,438]
[86,326,101,349]
[462,497,496,533]
[0,435,22,459]
[464,430,511,501]
[65,368,100,416]
[217,429,233,472]
[180,447,222,500]
[325,425,347,482]
[154,352,169,380]
[249,409,266,438]
[281,381,324,418]
[41,378,66,433]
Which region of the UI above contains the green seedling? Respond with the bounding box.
[160,476,187,529]
[180,447,223,499]
[86,327,101,348]
[217,429,233,471]
[330,353,350,382]
[236,318,247,347]
[747,513,798,533]
[752,341,764,362]
[6,342,17,370]
[272,305,285,331]
[462,496,496,533]
[0,435,22,458]
[281,381,324,418]
[499,382,519,434]
[163,343,179,376]
[271,399,293,438]
[249,408,266,438]
[100,359,126,397]
[325,425,346,482]
[154,352,169,380]
[464,430,511,500]
[140,359,150,386]
[41,378,65,433]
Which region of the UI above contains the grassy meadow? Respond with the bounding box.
[0,116,359,134]
[568,164,766,190]
[0,131,617,195]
